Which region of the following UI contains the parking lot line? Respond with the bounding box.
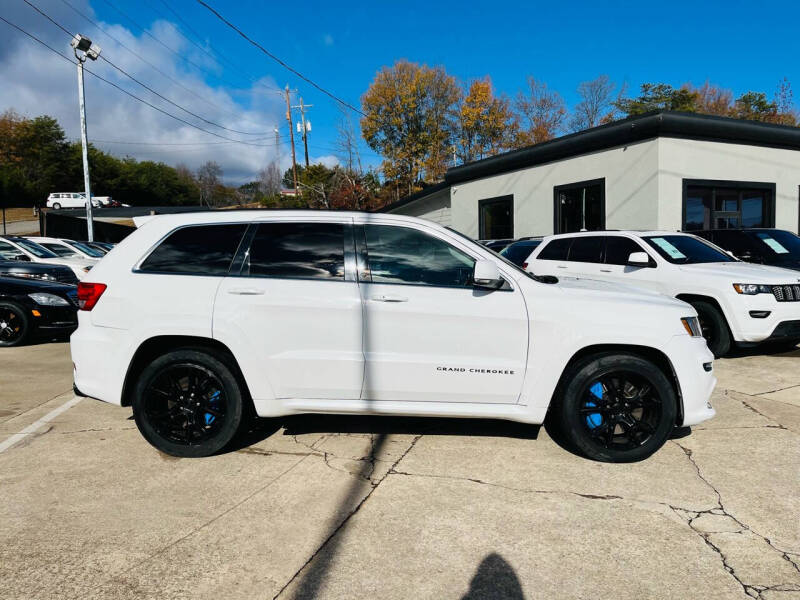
[0,395,82,453]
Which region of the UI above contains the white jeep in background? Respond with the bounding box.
[71,212,716,462]
[525,231,800,357]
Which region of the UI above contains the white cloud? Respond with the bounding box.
[0,0,288,185]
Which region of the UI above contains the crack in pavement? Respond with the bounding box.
[753,383,800,397]
[671,441,800,599]
[273,433,424,600]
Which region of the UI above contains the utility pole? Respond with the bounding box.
[284,85,298,197]
[71,35,101,241]
[292,98,313,167]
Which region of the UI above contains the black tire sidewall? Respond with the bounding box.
[692,300,731,358]
[132,349,244,457]
[52,203,61,209]
[0,302,30,347]
[557,353,678,463]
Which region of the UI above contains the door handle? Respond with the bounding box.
[600,269,612,273]
[556,265,568,269]
[228,287,265,295]
[371,294,408,303]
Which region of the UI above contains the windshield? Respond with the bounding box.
[643,235,734,264]
[500,241,541,266]
[13,238,59,258]
[745,230,800,257]
[66,240,104,257]
[41,243,78,258]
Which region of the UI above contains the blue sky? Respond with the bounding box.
[3,0,800,184]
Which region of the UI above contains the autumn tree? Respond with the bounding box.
[772,78,798,126]
[569,75,618,131]
[456,77,517,163]
[361,60,460,194]
[514,77,566,145]
[690,82,733,116]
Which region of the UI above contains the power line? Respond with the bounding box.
[58,0,257,124]
[22,0,273,135]
[0,14,278,148]
[194,0,366,116]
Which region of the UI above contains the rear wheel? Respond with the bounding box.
[52,202,61,209]
[691,300,731,358]
[554,353,678,463]
[0,302,30,347]
[132,349,246,457]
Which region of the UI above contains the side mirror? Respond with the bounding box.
[473,259,504,289]
[13,254,30,262]
[738,251,753,261]
[627,251,651,268]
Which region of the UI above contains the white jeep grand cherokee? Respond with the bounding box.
[71,212,716,462]
[524,231,800,357]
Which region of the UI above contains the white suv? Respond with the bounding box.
[525,231,800,357]
[71,212,716,462]
[46,193,100,209]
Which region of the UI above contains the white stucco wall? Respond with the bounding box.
[387,187,451,226]
[657,138,800,233]
[448,139,661,238]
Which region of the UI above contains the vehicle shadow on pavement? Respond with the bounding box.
[280,413,540,440]
[461,553,525,600]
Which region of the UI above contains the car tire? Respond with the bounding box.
[0,302,30,347]
[691,301,731,358]
[132,348,247,457]
[52,202,61,209]
[553,352,678,463]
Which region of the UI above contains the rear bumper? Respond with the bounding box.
[71,316,128,405]
[665,335,717,427]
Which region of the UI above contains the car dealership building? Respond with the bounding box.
[383,111,800,239]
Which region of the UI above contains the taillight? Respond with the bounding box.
[522,262,528,270]
[77,282,107,310]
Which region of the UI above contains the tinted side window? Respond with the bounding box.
[568,236,604,263]
[139,224,247,275]
[246,222,344,280]
[0,240,20,260]
[605,237,646,265]
[537,238,572,261]
[364,225,475,287]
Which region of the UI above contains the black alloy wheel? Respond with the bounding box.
[554,352,678,462]
[132,349,245,457]
[0,302,29,347]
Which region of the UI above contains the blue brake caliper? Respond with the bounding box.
[585,382,604,429]
[205,390,220,425]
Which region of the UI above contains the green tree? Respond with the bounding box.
[615,83,700,116]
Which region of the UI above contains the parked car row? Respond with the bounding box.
[0,235,115,282]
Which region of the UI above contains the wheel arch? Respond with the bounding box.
[121,335,253,408]
[552,344,684,426]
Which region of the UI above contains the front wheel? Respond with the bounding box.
[132,349,246,457]
[52,202,61,209]
[0,302,30,347]
[554,353,678,463]
[692,300,731,358]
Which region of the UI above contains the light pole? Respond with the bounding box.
[70,34,101,241]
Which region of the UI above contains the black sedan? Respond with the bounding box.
[499,238,543,268]
[0,260,79,285]
[0,277,78,347]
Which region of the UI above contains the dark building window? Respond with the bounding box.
[554,178,605,233]
[683,180,775,230]
[479,195,513,239]
[139,224,247,275]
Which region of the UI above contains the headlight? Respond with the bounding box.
[1,272,56,281]
[681,316,703,337]
[28,292,70,306]
[733,283,772,295]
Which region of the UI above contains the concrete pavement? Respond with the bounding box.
[0,342,798,599]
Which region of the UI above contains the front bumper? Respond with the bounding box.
[727,294,800,343]
[30,305,78,334]
[665,334,716,427]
